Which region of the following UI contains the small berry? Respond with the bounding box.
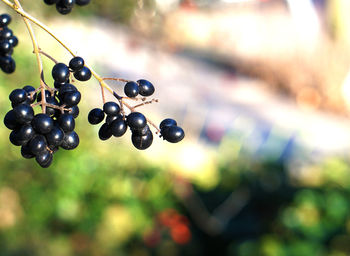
[103,102,120,116]
[21,144,35,159]
[46,126,64,147]
[52,63,70,83]
[74,66,91,81]
[9,88,27,105]
[127,112,147,130]
[0,28,13,39]
[61,131,79,150]
[98,123,112,140]
[4,110,20,130]
[58,113,75,132]
[131,129,153,150]
[13,104,34,124]
[69,56,84,71]
[162,126,185,143]
[124,81,139,98]
[88,108,105,125]
[0,56,15,73]
[29,135,48,155]
[63,91,81,107]
[0,14,11,27]
[22,85,37,103]
[36,150,53,168]
[8,36,18,47]
[56,0,74,15]
[32,114,54,134]
[110,117,128,137]
[159,118,177,130]
[137,79,155,97]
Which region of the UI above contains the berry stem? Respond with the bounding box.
[102,78,131,83]
[13,0,47,114]
[38,49,58,64]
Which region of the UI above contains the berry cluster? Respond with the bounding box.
[88,79,184,150]
[0,13,18,74]
[43,0,91,15]
[3,58,91,167]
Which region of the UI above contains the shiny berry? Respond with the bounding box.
[74,66,91,81]
[46,126,64,147]
[4,110,20,130]
[103,102,120,116]
[0,14,11,27]
[137,79,155,97]
[63,91,81,107]
[69,56,84,71]
[58,113,75,132]
[32,114,54,134]
[124,81,139,98]
[131,129,153,150]
[61,131,79,150]
[127,112,147,130]
[110,117,128,137]
[0,56,15,73]
[159,118,177,129]
[88,108,104,125]
[52,63,70,83]
[13,104,34,124]
[36,150,53,168]
[162,126,185,143]
[98,123,112,140]
[29,135,47,155]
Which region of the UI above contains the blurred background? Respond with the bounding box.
[2,0,350,255]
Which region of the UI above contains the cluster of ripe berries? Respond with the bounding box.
[43,0,91,14]
[0,13,18,74]
[3,57,91,168]
[88,80,184,150]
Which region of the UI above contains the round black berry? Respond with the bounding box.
[159,118,177,130]
[52,63,70,83]
[4,110,20,130]
[21,144,35,159]
[110,117,127,137]
[63,91,81,107]
[23,85,37,104]
[66,105,79,118]
[0,56,15,73]
[0,14,11,27]
[0,40,12,54]
[162,126,185,143]
[0,28,13,39]
[131,129,153,150]
[56,0,75,15]
[103,102,120,116]
[124,81,139,98]
[88,108,105,125]
[32,114,54,134]
[36,150,53,168]
[127,112,147,130]
[29,135,48,155]
[18,124,36,142]
[73,66,91,81]
[8,36,18,47]
[58,113,75,132]
[9,130,24,146]
[98,123,112,140]
[61,131,79,150]
[9,89,27,105]
[46,126,64,147]
[69,56,84,71]
[137,79,155,97]
[13,104,34,124]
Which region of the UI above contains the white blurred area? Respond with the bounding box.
[35,0,350,186]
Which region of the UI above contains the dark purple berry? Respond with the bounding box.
[21,144,35,159]
[88,108,105,125]
[8,36,18,47]
[13,104,34,124]
[9,88,27,105]
[127,112,147,130]
[110,117,127,137]
[36,150,53,168]
[61,131,79,150]
[58,113,75,132]
[32,114,54,134]
[18,124,36,142]
[73,66,91,81]
[0,56,15,73]
[124,81,139,98]
[103,102,120,116]
[66,105,79,118]
[0,28,13,39]
[137,79,155,97]
[56,0,75,15]
[29,135,47,155]
[46,126,64,147]
[162,126,185,143]
[69,56,84,71]
[22,85,36,104]
[0,14,11,27]
[52,63,70,83]
[4,110,20,130]
[98,123,112,140]
[131,129,153,150]
[0,40,12,54]
[63,91,81,107]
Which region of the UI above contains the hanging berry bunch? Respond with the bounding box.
[4,59,90,167]
[43,0,91,15]
[1,0,184,168]
[0,13,18,73]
